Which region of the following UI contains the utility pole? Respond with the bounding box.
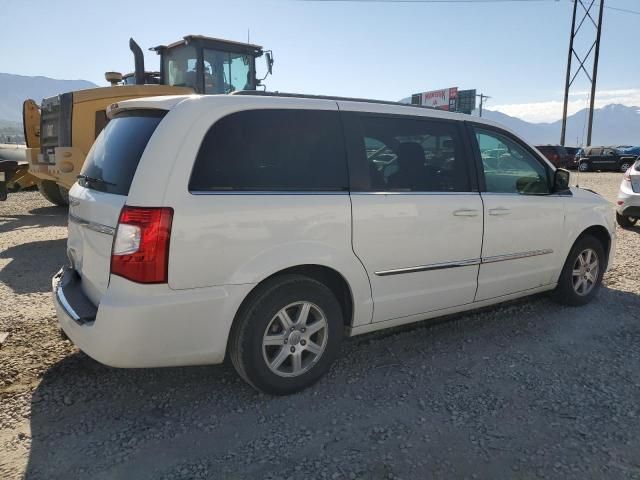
[477,93,490,117]
[587,0,604,146]
[560,0,605,147]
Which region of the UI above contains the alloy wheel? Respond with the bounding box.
[572,248,599,296]
[262,301,328,377]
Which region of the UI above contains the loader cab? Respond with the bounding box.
[152,35,268,94]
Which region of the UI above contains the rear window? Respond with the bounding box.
[80,110,165,195]
[189,109,348,192]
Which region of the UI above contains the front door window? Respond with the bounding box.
[475,128,550,195]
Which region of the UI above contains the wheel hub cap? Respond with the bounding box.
[288,330,302,346]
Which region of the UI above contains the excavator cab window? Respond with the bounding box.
[163,45,199,90]
[203,49,252,94]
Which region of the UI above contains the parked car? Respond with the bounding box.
[616,158,640,227]
[535,145,572,168]
[577,146,637,172]
[53,93,616,395]
[563,146,581,169]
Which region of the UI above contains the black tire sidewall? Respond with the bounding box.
[555,235,606,306]
[234,276,343,395]
[617,212,637,228]
[579,161,590,172]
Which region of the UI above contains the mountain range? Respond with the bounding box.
[482,104,640,147]
[0,72,637,147]
[0,73,97,121]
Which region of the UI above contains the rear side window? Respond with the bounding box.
[354,115,470,192]
[80,111,165,195]
[189,109,348,192]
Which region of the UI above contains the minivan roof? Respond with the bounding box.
[108,91,509,131]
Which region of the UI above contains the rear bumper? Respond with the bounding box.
[616,184,640,216]
[53,268,254,368]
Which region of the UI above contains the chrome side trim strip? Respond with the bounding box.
[56,286,80,322]
[481,249,553,264]
[68,213,115,236]
[189,190,349,196]
[375,258,481,276]
[351,191,478,196]
[374,249,554,277]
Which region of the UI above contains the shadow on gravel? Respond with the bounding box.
[0,239,66,293]
[620,225,640,234]
[0,205,67,235]
[24,287,640,480]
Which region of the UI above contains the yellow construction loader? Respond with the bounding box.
[4,35,273,205]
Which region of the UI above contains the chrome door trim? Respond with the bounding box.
[351,191,479,196]
[68,213,115,236]
[374,249,554,277]
[189,190,349,196]
[481,249,553,264]
[374,258,481,276]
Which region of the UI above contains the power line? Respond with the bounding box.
[296,0,640,15]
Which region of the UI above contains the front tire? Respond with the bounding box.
[578,161,590,172]
[551,234,605,306]
[229,274,344,395]
[616,212,638,228]
[37,180,69,206]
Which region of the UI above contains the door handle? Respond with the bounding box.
[489,207,511,216]
[453,209,479,217]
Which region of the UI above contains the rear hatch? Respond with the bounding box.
[67,110,165,305]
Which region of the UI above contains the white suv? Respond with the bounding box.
[53,93,616,395]
[616,159,640,227]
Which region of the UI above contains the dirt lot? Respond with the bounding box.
[1,172,639,479]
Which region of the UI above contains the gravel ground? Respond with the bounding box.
[1,172,639,480]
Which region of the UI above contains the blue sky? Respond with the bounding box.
[1,0,639,122]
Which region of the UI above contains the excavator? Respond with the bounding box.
[0,35,273,204]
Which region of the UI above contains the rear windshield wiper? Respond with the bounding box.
[77,174,117,187]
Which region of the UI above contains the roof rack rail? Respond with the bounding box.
[231,90,439,111]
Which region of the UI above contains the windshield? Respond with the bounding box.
[203,49,252,93]
[80,111,165,195]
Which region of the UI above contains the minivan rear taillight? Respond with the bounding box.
[111,206,173,284]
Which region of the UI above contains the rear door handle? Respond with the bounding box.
[489,207,511,216]
[453,209,480,217]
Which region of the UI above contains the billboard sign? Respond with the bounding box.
[421,87,458,111]
[410,87,476,114]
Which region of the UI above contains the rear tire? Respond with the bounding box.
[616,212,638,228]
[619,161,632,173]
[551,234,605,306]
[38,180,69,206]
[229,274,344,395]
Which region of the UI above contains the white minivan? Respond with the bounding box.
[54,93,616,394]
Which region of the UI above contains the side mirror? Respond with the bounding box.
[265,51,274,75]
[553,168,571,193]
